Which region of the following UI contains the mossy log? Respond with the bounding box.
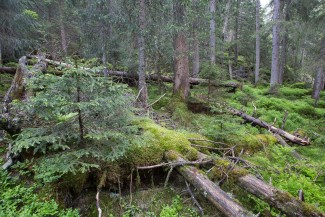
[238,174,324,217]
[30,56,238,89]
[0,66,16,74]
[165,150,254,217]
[198,152,324,217]
[228,107,310,146]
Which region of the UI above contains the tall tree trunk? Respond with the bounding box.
[0,40,2,66]
[58,0,68,56]
[209,0,216,65]
[222,0,231,39]
[138,0,148,107]
[312,66,324,105]
[255,0,260,85]
[173,1,190,101]
[101,28,107,66]
[192,0,200,78]
[192,33,200,78]
[278,0,290,84]
[234,0,240,66]
[270,0,281,90]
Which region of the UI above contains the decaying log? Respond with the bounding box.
[30,56,238,89]
[238,174,324,217]
[198,152,324,217]
[2,56,47,113]
[228,107,310,146]
[0,66,16,74]
[165,150,254,217]
[273,134,303,160]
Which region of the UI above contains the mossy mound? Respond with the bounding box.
[126,118,204,166]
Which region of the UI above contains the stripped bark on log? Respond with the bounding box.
[165,150,254,217]
[228,107,310,146]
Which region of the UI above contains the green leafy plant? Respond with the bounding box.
[0,170,79,217]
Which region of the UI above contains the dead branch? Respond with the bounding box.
[228,107,310,146]
[185,180,204,216]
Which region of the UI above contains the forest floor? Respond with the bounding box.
[1,71,325,216]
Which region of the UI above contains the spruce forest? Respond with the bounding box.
[1,0,325,216]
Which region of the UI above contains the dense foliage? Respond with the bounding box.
[11,68,137,182]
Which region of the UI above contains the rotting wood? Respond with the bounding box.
[165,150,254,217]
[0,66,16,74]
[228,107,310,146]
[3,56,47,113]
[273,134,303,160]
[238,174,324,217]
[29,55,238,89]
[197,152,324,217]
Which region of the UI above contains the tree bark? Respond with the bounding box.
[2,56,47,113]
[270,0,281,89]
[228,107,310,146]
[278,0,290,84]
[58,0,68,56]
[138,0,148,106]
[0,67,16,74]
[197,152,323,217]
[0,40,2,66]
[238,175,324,217]
[192,0,200,78]
[234,0,240,66]
[255,0,260,85]
[312,66,324,104]
[209,0,216,65]
[222,0,232,40]
[192,34,200,78]
[165,151,254,217]
[173,1,190,101]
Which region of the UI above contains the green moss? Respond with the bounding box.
[208,158,248,182]
[127,118,199,166]
[59,171,89,194]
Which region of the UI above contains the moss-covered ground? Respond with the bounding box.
[1,67,324,216]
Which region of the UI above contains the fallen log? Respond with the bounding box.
[0,66,16,74]
[165,150,254,217]
[198,152,324,217]
[228,107,310,146]
[238,174,324,217]
[29,56,238,89]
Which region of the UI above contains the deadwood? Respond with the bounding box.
[198,152,324,217]
[0,66,16,74]
[29,56,238,89]
[165,150,254,217]
[228,107,310,146]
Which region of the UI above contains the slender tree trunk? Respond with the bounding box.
[101,28,107,66]
[270,0,281,90]
[173,1,190,101]
[312,66,324,104]
[255,0,260,85]
[234,0,240,66]
[192,34,200,78]
[278,0,290,84]
[138,0,148,107]
[0,41,2,66]
[222,0,231,39]
[58,0,68,56]
[192,0,200,78]
[209,0,216,65]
